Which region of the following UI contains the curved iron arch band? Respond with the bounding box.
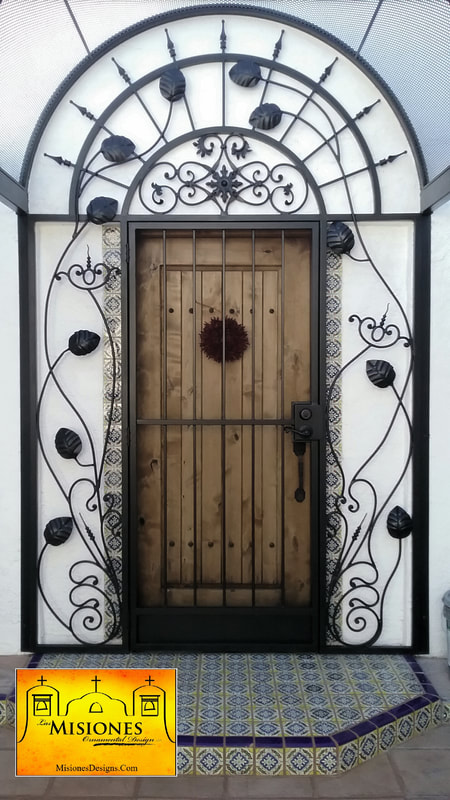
[68,51,381,217]
[21,4,426,189]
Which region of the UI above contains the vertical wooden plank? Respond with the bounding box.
[283,442,311,605]
[252,267,263,590]
[283,234,311,414]
[283,233,311,605]
[224,269,243,587]
[199,269,223,597]
[166,270,182,419]
[224,270,243,419]
[200,425,222,587]
[195,423,202,595]
[262,270,280,419]
[137,425,163,606]
[166,425,181,587]
[253,270,263,418]
[241,424,253,591]
[224,424,242,585]
[242,270,253,420]
[253,424,262,586]
[181,425,195,587]
[200,271,222,419]
[261,425,280,588]
[136,235,162,419]
[260,269,280,597]
[241,269,253,602]
[181,271,194,419]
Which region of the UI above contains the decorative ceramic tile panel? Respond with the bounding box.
[1,651,443,774]
[102,223,123,643]
[325,250,343,642]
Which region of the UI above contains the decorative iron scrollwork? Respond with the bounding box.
[325,221,413,647]
[139,133,308,214]
[37,224,122,645]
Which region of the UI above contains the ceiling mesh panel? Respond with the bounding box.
[0,0,448,183]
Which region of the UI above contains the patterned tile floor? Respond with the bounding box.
[1,651,444,776]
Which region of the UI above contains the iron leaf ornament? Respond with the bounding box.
[101,135,135,163]
[55,428,82,459]
[44,517,73,546]
[249,103,282,130]
[229,60,262,87]
[366,359,396,388]
[86,196,118,224]
[68,329,100,356]
[327,221,355,254]
[159,67,186,102]
[387,506,413,539]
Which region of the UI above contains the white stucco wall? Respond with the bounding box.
[428,199,450,658]
[0,202,22,654]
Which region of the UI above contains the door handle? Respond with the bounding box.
[285,403,322,504]
[293,441,306,503]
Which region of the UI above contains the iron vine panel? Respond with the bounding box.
[34,15,415,646]
[36,225,122,645]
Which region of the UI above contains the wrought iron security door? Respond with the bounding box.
[133,227,319,648]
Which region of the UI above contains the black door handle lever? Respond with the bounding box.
[293,441,306,503]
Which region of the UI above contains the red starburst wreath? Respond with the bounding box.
[199,316,250,363]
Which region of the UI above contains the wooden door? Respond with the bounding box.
[134,228,314,647]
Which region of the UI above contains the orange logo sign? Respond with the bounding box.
[16,669,176,777]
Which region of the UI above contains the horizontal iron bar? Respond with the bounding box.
[28,213,423,223]
[137,418,296,425]
[136,606,312,616]
[164,583,282,590]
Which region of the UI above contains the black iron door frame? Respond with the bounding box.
[127,218,324,651]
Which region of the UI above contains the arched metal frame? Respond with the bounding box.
[19,4,430,652]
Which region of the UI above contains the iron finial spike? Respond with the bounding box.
[44,153,74,168]
[165,28,176,60]
[377,150,407,167]
[220,19,226,52]
[354,99,381,120]
[112,57,131,84]
[273,29,284,60]
[379,302,390,328]
[352,513,367,542]
[319,57,338,84]
[69,100,96,121]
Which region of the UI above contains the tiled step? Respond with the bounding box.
[1,652,446,775]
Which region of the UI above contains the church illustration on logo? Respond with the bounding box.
[17,671,176,745]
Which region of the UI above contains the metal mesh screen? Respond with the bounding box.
[0,0,448,182]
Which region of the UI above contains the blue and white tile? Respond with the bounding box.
[226,747,254,774]
[255,747,284,775]
[196,747,223,775]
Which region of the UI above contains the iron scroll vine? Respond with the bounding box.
[139,133,309,214]
[36,231,122,645]
[325,224,414,647]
